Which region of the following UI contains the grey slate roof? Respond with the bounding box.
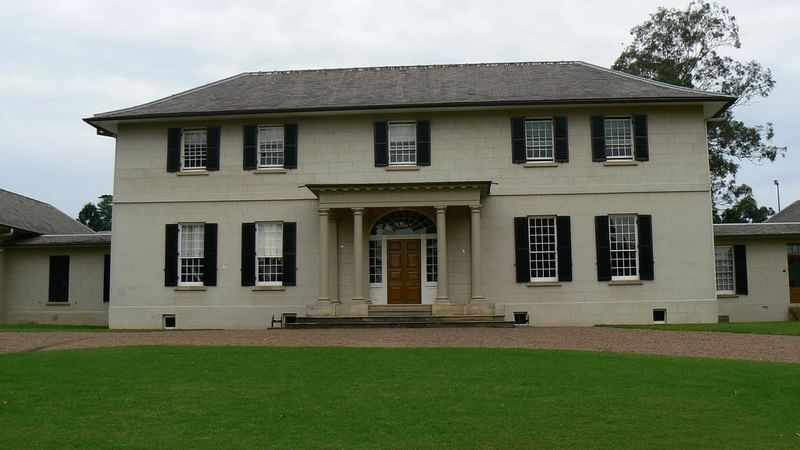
[0,189,93,235]
[7,233,111,248]
[767,199,800,223]
[87,61,734,128]
[713,223,800,238]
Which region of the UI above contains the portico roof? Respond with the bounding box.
[304,181,492,208]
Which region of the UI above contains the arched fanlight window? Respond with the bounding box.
[370,210,436,236]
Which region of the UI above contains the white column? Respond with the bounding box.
[352,208,365,302]
[435,206,449,303]
[318,208,330,302]
[470,206,484,302]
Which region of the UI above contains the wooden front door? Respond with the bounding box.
[387,239,421,304]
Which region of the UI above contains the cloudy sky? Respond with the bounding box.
[1,0,796,217]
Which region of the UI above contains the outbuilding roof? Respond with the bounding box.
[7,233,111,248]
[713,223,800,238]
[86,61,734,135]
[767,199,800,223]
[0,189,93,235]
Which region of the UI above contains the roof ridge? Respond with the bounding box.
[574,61,734,99]
[92,72,250,118]
[242,61,581,76]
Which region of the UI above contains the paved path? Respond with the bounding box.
[1,327,799,363]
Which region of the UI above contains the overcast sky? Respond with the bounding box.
[1,0,796,218]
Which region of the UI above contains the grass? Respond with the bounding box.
[0,323,108,332]
[1,347,799,449]
[604,321,800,336]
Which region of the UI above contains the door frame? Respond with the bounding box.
[369,234,437,305]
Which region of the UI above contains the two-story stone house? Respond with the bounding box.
[85,61,734,329]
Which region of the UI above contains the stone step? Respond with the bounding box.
[285,319,515,329]
[368,305,433,316]
[300,315,506,323]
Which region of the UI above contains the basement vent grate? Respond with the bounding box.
[652,309,666,324]
[718,315,730,323]
[163,314,176,329]
[513,312,529,325]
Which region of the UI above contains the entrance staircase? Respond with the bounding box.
[285,304,514,329]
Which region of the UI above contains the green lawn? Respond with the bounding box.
[605,321,800,336]
[0,323,108,332]
[1,347,799,449]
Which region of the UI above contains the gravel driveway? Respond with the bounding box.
[2,327,800,363]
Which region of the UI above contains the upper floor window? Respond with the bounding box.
[258,126,285,168]
[525,119,554,161]
[182,129,208,170]
[714,245,735,294]
[373,121,431,168]
[388,122,417,165]
[167,127,220,173]
[511,117,568,164]
[604,118,633,160]
[590,115,649,163]
[243,124,298,171]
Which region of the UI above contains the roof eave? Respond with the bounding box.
[87,95,736,126]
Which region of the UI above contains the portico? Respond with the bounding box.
[305,181,491,316]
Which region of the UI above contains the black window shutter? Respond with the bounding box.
[633,115,649,161]
[282,222,297,286]
[590,116,606,162]
[203,223,218,286]
[374,121,388,167]
[556,216,573,282]
[164,224,179,287]
[734,245,748,295]
[206,126,221,170]
[553,117,569,163]
[167,128,182,172]
[638,215,654,280]
[416,120,431,166]
[243,125,258,170]
[241,223,256,286]
[514,217,530,282]
[103,254,111,303]
[284,124,298,169]
[511,118,526,164]
[48,255,70,302]
[595,216,611,281]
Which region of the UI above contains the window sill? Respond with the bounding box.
[253,167,288,174]
[608,280,643,286]
[385,165,420,171]
[252,285,286,291]
[523,161,559,168]
[526,281,561,287]
[175,286,207,291]
[46,301,71,306]
[717,294,739,299]
[603,160,638,167]
[176,170,209,176]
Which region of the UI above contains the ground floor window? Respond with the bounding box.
[609,214,639,280]
[256,222,283,285]
[528,216,558,281]
[714,245,735,294]
[48,255,70,302]
[179,224,204,286]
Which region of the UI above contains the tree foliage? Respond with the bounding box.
[78,194,113,232]
[718,184,774,223]
[612,0,784,222]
